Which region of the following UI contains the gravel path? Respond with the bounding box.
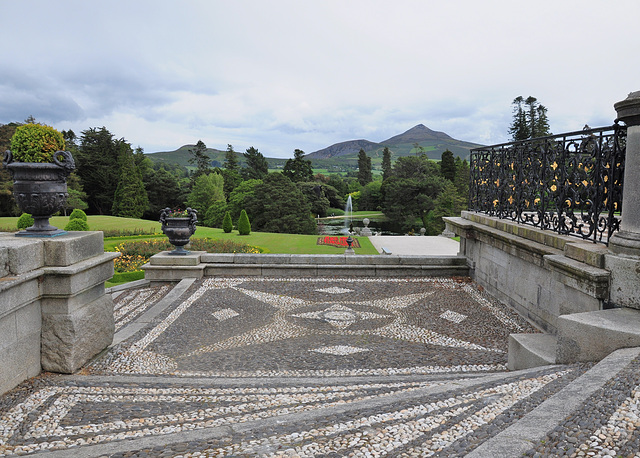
[0,276,636,457]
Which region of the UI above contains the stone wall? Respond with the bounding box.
[0,232,118,395]
[444,212,610,333]
[143,252,469,281]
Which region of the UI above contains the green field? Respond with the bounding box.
[0,215,379,255]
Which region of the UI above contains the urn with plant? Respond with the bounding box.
[159,207,198,255]
[2,123,75,236]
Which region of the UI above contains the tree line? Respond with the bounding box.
[0,120,469,235]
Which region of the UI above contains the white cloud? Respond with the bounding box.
[1,0,639,157]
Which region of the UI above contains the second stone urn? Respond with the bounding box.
[160,207,197,255]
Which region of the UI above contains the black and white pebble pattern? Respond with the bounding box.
[0,276,614,457]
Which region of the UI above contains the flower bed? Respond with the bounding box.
[113,238,263,273]
[316,236,361,248]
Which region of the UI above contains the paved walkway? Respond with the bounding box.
[1,276,639,457]
[367,236,460,256]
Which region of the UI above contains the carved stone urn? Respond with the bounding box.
[3,150,75,237]
[160,207,198,255]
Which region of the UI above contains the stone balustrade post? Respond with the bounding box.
[606,91,640,308]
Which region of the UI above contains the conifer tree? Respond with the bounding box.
[188,140,211,179]
[222,211,233,233]
[509,96,551,141]
[111,141,149,218]
[242,146,269,180]
[357,149,372,186]
[283,149,313,182]
[237,209,251,235]
[440,150,456,182]
[382,147,392,181]
[224,144,239,171]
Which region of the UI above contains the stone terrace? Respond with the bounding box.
[1,276,639,457]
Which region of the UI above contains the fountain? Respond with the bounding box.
[342,195,353,235]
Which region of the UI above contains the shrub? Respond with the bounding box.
[69,208,87,221]
[238,209,251,235]
[10,124,65,163]
[64,219,90,231]
[17,213,34,229]
[222,211,233,233]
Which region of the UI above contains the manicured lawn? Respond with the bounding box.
[0,215,161,234]
[107,227,378,255]
[1,216,379,255]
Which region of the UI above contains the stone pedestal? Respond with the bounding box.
[0,231,118,394]
[608,91,640,309]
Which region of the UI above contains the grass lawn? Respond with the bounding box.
[1,215,379,255]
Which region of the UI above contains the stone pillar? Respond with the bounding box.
[39,232,119,373]
[606,91,640,309]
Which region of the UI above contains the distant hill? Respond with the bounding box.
[146,145,286,170]
[307,124,483,161]
[144,125,483,174]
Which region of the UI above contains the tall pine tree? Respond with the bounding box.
[188,140,211,179]
[357,149,372,186]
[509,96,551,141]
[283,149,313,182]
[111,141,149,218]
[440,150,456,181]
[242,146,269,180]
[382,147,392,181]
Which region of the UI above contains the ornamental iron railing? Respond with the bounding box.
[469,124,626,244]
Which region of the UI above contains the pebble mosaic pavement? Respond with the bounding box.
[0,276,638,457]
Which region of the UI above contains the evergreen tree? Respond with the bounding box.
[76,127,122,214]
[242,146,269,180]
[63,172,89,215]
[283,149,313,182]
[297,182,330,217]
[237,209,251,235]
[188,140,211,179]
[222,211,233,233]
[143,167,185,219]
[509,96,552,141]
[509,96,530,141]
[357,149,373,186]
[454,158,470,208]
[224,144,239,171]
[186,172,225,215]
[111,141,149,218]
[244,173,316,234]
[382,147,392,181]
[440,150,456,181]
[220,168,242,199]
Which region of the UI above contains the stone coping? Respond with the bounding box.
[150,251,466,265]
[143,252,469,281]
[447,211,610,268]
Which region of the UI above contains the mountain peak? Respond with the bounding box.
[382,124,453,144]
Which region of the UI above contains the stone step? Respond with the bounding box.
[507,333,558,370]
[509,307,640,369]
[556,307,640,363]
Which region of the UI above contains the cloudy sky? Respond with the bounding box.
[1,1,639,158]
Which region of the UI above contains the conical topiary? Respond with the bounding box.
[238,209,251,235]
[69,208,87,221]
[222,211,233,233]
